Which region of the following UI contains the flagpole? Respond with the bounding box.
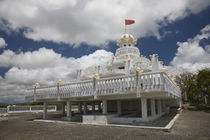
[125,19,135,34]
[125,24,126,33]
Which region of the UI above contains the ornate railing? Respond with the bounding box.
[59,80,94,98]
[97,75,136,95]
[7,105,57,113]
[25,71,181,101]
[163,74,180,98]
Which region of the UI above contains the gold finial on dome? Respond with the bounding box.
[162,67,169,73]
[57,79,62,84]
[159,61,163,64]
[34,82,40,88]
[136,67,143,73]
[93,74,99,79]
[150,54,158,58]
[169,74,173,79]
[117,34,137,47]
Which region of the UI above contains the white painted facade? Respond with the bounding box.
[25,33,181,124]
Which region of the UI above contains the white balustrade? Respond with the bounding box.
[162,73,181,98]
[6,105,57,113]
[25,71,181,100]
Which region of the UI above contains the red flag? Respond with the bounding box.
[125,19,135,25]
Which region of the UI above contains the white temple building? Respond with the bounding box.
[25,33,181,124]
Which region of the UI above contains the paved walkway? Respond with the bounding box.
[0,106,210,140]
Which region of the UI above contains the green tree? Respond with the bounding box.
[175,69,210,104]
[196,69,210,104]
[175,72,196,101]
[181,68,210,104]
[184,79,201,104]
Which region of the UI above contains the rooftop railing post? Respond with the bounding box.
[57,80,62,101]
[93,74,99,100]
[136,67,143,98]
[160,72,165,91]
[136,71,139,88]
[57,83,60,101]
[7,105,10,113]
[34,86,37,102]
[136,71,140,97]
[33,83,39,102]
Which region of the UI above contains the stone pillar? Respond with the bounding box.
[78,102,82,114]
[117,100,121,115]
[43,102,47,119]
[84,102,87,115]
[102,100,107,115]
[141,98,148,122]
[151,99,156,117]
[162,100,166,112]
[66,101,72,118]
[92,102,95,113]
[150,54,159,72]
[157,100,162,115]
[179,98,182,108]
[7,105,10,113]
[61,102,66,116]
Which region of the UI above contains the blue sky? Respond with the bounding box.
[0,0,209,103]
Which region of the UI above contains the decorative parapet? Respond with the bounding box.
[25,71,181,101]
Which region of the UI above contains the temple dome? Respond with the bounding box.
[117,33,137,47]
[121,33,134,40]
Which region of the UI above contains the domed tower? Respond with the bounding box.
[115,33,140,60]
[106,33,151,75]
[79,33,161,80]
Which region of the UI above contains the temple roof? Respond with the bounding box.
[116,33,137,47]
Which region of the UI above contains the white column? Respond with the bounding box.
[141,98,148,122]
[179,99,182,108]
[7,105,10,113]
[162,100,166,112]
[150,54,159,72]
[151,99,156,117]
[92,102,95,113]
[67,101,72,118]
[102,100,107,115]
[157,100,162,115]
[61,103,66,116]
[43,102,47,119]
[84,102,87,115]
[117,100,121,115]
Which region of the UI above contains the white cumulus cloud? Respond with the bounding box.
[0,37,7,48]
[169,24,210,74]
[0,48,113,103]
[0,0,209,46]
